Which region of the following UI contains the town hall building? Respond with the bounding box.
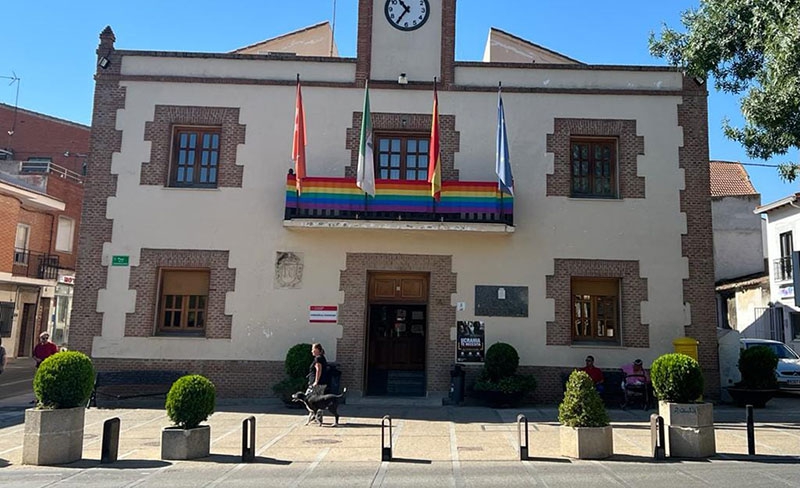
[72,0,718,401]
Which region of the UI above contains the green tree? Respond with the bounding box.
[649,0,800,180]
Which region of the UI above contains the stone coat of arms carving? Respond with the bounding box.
[274,252,303,289]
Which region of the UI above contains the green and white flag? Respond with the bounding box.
[357,82,376,196]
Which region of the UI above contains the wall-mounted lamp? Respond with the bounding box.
[398,73,408,85]
[497,287,506,300]
[98,56,111,70]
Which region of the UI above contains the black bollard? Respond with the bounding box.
[517,414,529,461]
[746,405,755,456]
[381,415,392,462]
[650,413,666,460]
[101,417,121,464]
[242,416,256,463]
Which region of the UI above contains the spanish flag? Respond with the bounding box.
[427,79,442,202]
[292,75,307,195]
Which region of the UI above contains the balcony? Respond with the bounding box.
[12,249,60,280]
[774,257,792,282]
[283,174,513,232]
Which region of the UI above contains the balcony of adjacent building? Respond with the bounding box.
[11,249,60,281]
[282,173,514,233]
[774,257,793,282]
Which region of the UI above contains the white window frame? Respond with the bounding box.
[55,216,75,253]
[14,224,30,264]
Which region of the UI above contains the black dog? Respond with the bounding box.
[291,387,347,426]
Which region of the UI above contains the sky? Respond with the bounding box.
[2,0,797,204]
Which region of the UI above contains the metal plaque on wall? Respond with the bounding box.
[474,286,528,317]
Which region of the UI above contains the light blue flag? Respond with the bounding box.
[496,84,514,195]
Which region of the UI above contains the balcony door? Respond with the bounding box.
[366,272,428,396]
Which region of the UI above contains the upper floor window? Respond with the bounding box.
[571,139,617,198]
[157,269,209,335]
[55,217,75,253]
[572,278,619,343]
[375,134,429,180]
[14,224,30,264]
[169,127,220,188]
[776,231,794,281]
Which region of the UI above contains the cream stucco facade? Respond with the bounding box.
[72,0,718,401]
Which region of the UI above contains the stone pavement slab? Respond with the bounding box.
[0,396,799,487]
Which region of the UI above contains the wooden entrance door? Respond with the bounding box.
[17,303,36,357]
[366,273,428,396]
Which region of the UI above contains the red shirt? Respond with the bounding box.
[580,365,604,384]
[34,342,59,362]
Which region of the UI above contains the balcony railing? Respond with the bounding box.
[774,257,793,282]
[12,249,60,280]
[284,174,513,226]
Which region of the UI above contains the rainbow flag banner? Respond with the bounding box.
[285,175,513,225]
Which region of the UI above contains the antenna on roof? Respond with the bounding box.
[0,71,21,150]
[330,0,337,57]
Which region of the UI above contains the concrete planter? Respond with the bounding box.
[559,425,613,459]
[658,401,716,458]
[22,407,85,465]
[161,425,211,460]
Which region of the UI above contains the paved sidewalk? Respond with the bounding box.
[1,397,799,487]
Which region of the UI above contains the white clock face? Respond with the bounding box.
[384,0,430,32]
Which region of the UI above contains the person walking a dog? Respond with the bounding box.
[308,343,331,395]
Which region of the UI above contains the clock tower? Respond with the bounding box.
[356,0,456,86]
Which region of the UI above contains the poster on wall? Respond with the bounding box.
[456,320,485,363]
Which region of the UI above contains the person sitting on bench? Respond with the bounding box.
[621,359,650,408]
[580,355,604,394]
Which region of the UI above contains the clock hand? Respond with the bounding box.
[397,6,410,23]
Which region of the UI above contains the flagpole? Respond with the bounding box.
[498,81,504,222]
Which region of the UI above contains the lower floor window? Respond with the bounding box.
[158,269,209,334]
[572,278,619,343]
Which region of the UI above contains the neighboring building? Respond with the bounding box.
[755,194,800,349]
[709,161,770,335]
[0,102,90,176]
[482,27,581,64]
[231,21,339,57]
[0,107,87,356]
[73,0,718,401]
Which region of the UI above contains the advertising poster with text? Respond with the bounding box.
[456,320,485,363]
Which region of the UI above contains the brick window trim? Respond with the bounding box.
[546,118,645,199]
[126,249,235,339]
[141,105,245,188]
[546,258,649,348]
[345,112,459,181]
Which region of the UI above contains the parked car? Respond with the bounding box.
[740,339,800,391]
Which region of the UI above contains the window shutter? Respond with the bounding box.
[162,270,210,295]
[55,217,75,252]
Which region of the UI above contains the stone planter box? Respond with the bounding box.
[161,425,211,460]
[559,425,613,459]
[658,401,715,458]
[22,407,85,465]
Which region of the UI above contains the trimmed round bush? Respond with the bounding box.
[738,346,778,389]
[558,370,609,428]
[284,343,313,379]
[484,342,519,381]
[650,353,704,403]
[33,351,94,409]
[166,375,216,429]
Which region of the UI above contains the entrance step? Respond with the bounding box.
[347,393,446,407]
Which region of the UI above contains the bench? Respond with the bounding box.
[561,368,627,408]
[89,370,187,408]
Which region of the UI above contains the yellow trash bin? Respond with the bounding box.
[673,337,699,361]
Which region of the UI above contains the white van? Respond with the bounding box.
[740,339,800,391]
